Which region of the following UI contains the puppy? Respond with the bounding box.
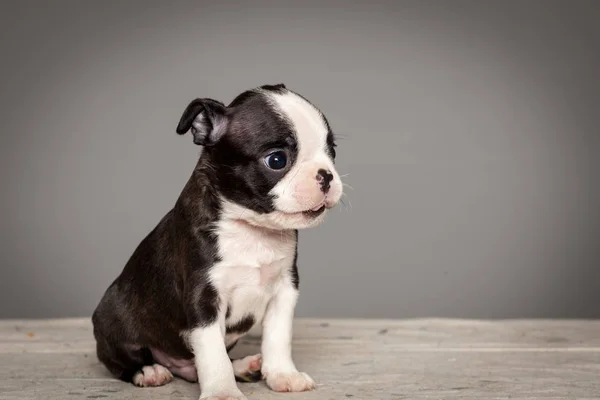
[92,84,342,400]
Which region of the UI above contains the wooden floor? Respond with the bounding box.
[1,318,599,399]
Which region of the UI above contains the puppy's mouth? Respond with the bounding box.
[280,201,327,219]
[302,204,326,218]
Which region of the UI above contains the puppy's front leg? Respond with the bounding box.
[261,281,316,393]
[189,302,245,399]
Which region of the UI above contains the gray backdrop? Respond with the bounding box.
[1,0,599,319]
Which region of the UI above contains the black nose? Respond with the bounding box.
[316,169,334,193]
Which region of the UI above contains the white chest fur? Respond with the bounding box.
[211,218,297,333]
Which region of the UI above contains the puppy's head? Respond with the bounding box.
[176,84,343,230]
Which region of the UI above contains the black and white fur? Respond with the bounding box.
[92,84,342,400]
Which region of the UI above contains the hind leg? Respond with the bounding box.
[226,339,262,383]
[95,335,173,387]
[132,364,174,387]
[232,354,262,383]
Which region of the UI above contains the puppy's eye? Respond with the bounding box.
[264,150,287,170]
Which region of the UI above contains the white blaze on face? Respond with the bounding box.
[266,91,343,216]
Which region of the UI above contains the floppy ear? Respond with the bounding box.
[176,98,227,146]
[260,83,286,91]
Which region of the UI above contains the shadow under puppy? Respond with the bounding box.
[92,84,343,400]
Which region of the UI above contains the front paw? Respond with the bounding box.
[265,371,316,392]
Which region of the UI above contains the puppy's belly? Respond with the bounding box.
[150,348,197,382]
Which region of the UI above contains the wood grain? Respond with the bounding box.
[1,318,599,399]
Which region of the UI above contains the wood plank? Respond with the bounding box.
[1,318,599,399]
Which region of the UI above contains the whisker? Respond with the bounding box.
[339,198,351,212]
[342,182,355,191]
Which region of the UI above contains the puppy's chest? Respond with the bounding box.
[214,221,296,320]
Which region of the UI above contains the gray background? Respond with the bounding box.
[1,0,599,319]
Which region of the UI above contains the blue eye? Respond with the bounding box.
[264,151,287,170]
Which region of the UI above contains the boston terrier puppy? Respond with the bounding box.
[92,84,343,400]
